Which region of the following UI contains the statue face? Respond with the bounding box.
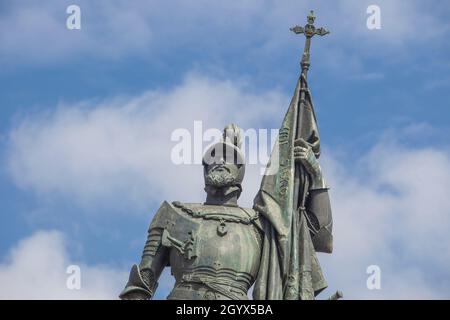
[204,162,240,188]
[203,143,244,188]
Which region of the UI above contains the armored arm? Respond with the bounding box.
[120,226,169,300]
[293,138,333,253]
[305,185,333,253]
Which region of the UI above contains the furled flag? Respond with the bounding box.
[253,72,330,300]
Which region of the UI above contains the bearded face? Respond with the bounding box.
[204,163,239,188]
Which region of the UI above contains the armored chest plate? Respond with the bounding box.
[150,201,263,292]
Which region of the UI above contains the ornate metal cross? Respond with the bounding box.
[290,10,329,76]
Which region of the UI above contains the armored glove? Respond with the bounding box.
[119,264,158,300]
[293,138,327,190]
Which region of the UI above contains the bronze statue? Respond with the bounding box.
[120,11,337,300]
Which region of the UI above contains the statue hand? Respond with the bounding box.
[293,138,327,190]
[293,138,321,176]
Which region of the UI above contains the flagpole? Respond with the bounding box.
[290,10,329,210]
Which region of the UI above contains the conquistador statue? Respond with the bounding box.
[120,12,336,300]
[120,124,333,300]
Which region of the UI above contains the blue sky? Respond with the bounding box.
[1,0,450,299]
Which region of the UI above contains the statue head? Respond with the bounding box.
[202,124,245,200]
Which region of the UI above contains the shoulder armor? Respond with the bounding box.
[149,201,201,234]
[149,201,180,231]
[148,201,202,260]
[142,201,181,258]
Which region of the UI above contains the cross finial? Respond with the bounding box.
[290,11,329,75]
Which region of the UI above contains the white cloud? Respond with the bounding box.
[6,73,286,211]
[0,230,126,299]
[0,1,153,64]
[1,0,445,67]
[2,0,449,301]
[319,137,450,299]
[5,69,450,299]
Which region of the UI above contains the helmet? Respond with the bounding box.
[202,124,245,187]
